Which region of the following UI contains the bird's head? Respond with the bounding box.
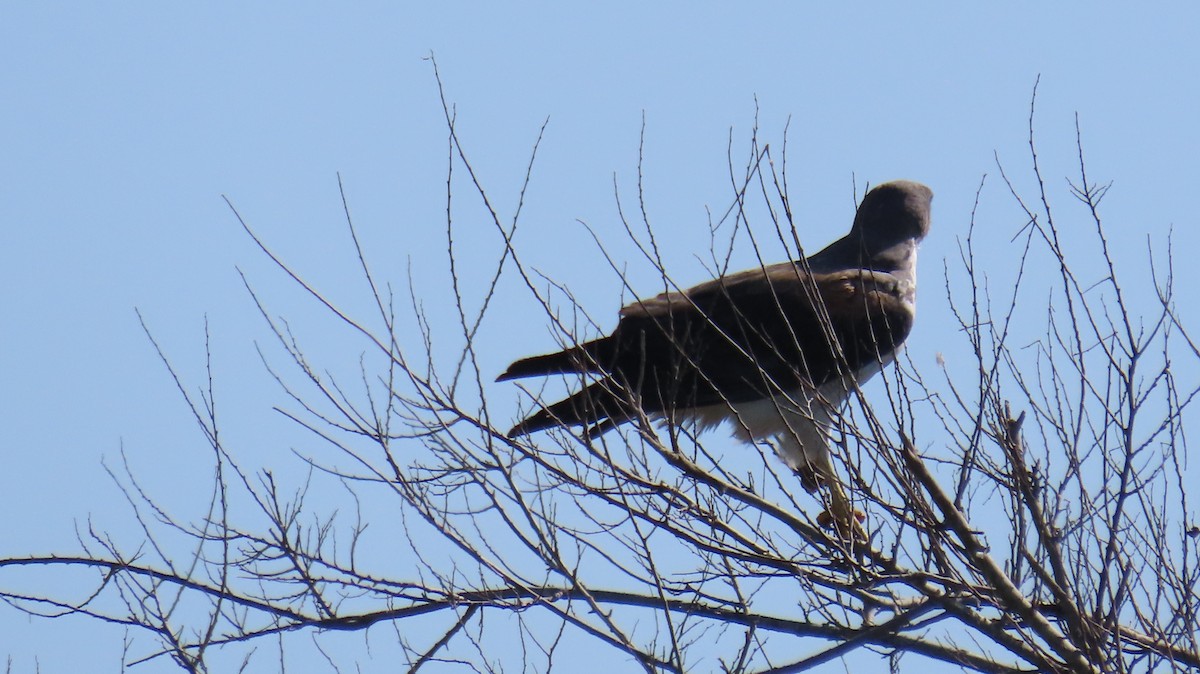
[850,180,933,252]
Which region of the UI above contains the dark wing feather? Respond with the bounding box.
[496,337,609,381]
[611,265,913,400]
[505,377,634,437]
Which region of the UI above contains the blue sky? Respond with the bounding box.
[2,3,1198,672]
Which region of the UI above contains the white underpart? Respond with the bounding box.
[676,357,888,473]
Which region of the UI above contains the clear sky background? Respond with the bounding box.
[2,3,1198,672]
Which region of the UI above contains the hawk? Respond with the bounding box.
[499,180,931,533]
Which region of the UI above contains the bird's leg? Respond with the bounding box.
[777,401,866,544]
[820,473,866,544]
[810,453,867,545]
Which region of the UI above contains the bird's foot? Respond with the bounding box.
[816,506,864,537]
[816,508,866,530]
[816,505,868,551]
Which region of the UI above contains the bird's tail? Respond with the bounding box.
[507,377,634,437]
[496,338,610,382]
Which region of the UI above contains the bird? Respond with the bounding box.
[498,180,932,534]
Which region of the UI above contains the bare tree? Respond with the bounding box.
[2,75,1197,673]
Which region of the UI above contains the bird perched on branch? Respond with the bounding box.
[499,180,932,535]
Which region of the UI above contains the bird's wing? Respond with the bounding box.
[616,261,800,320]
[606,264,914,412]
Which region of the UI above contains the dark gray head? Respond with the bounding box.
[850,180,933,252]
[803,180,932,275]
